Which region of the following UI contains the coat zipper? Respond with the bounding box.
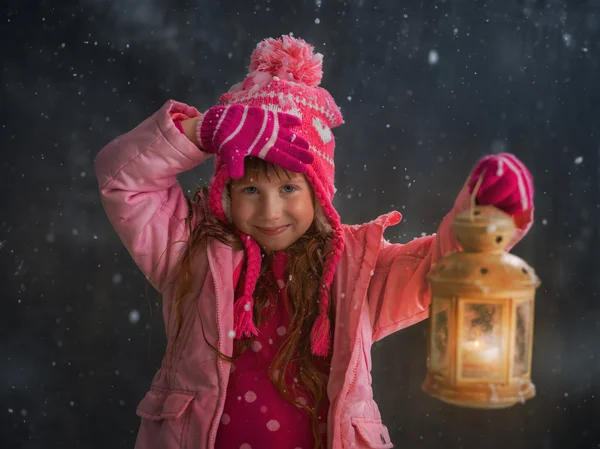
[207,245,224,449]
[339,333,362,449]
[346,334,362,395]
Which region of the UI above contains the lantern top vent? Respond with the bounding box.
[429,205,540,292]
[452,205,516,253]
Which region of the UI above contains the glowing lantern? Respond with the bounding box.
[422,205,540,408]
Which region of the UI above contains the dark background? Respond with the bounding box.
[2,0,599,448]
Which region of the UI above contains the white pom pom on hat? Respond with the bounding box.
[225,34,327,93]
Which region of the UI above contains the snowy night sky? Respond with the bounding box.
[2,0,599,448]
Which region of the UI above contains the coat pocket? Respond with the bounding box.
[134,390,195,449]
[351,417,394,449]
[136,390,195,420]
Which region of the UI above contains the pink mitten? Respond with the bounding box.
[468,153,534,215]
[197,104,313,179]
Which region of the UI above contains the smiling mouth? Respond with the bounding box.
[256,225,290,236]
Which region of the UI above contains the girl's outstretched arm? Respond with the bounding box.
[367,172,534,342]
[95,100,212,292]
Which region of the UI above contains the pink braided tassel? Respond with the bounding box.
[232,229,263,340]
[233,294,258,338]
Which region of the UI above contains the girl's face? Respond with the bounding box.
[230,169,315,252]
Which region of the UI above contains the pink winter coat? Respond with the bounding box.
[95,100,532,449]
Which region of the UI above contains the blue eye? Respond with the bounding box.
[243,186,258,194]
[281,185,297,193]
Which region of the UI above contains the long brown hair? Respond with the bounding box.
[170,157,334,449]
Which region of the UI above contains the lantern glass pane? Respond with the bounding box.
[430,298,450,374]
[512,300,533,377]
[459,302,504,379]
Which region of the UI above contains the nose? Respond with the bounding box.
[259,193,283,221]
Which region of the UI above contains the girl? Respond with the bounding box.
[95,35,534,449]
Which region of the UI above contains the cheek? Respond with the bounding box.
[289,195,315,224]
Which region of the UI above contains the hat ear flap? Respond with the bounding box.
[208,166,230,223]
[222,182,232,222]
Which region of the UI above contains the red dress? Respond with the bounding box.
[214,252,329,449]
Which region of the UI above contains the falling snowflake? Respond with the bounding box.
[128,309,140,324]
[428,49,439,65]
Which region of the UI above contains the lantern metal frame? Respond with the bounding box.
[422,205,539,409]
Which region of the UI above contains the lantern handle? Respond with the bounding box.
[469,168,487,222]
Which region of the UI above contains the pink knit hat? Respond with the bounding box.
[208,35,344,356]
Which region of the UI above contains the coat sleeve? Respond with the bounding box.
[94,100,212,293]
[367,182,534,342]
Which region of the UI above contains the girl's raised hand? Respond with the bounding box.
[197,104,313,179]
[467,153,534,216]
